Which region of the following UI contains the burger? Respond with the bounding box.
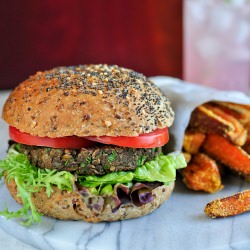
[0,64,186,225]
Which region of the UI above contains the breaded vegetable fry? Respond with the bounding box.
[243,123,250,154]
[243,144,250,155]
[183,131,206,154]
[203,134,250,178]
[189,103,247,146]
[213,101,250,125]
[181,101,250,195]
[181,153,223,193]
[205,190,250,218]
[244,122,250,145]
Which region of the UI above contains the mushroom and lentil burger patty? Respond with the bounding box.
[17,143,161,175]
[0,64,186,224]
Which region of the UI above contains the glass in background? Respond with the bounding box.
[183,0,250,94]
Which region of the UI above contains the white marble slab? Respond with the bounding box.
[1,83,250,250]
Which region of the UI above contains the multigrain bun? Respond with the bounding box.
[6,177,174,222]
[3,64,174,137]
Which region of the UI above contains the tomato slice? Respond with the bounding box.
[86,128,169,148]
[9,126,169,149]
[9,126,96,149]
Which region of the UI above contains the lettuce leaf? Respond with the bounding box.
[79,152,186,187]
[79,172,134,188]
[0,145,75,225]
[134,152,186,184]
[0,145,186,225]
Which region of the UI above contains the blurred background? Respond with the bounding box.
[0,0,183,89]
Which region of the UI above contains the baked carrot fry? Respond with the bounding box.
[181,153,223,193]
[203,134,250,177]
[244,122,250,145]
[204,190,250,218]
[243,122,250,154]
[212,101,250,125]
[189,103,247,146]
[183,131,206,154]
[243,144,250,155]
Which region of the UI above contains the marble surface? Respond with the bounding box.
[0,83,250,250]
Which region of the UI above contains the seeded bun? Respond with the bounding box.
[6,178,174,222]
[3,64,174,137]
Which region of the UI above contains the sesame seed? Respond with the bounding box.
[105,120,112,127]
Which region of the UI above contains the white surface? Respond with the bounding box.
[0,79,250,250]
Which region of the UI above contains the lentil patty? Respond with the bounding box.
[17,143,161,176]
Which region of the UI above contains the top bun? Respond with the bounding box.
[3,65,174,137]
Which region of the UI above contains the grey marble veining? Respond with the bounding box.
[0,80,250,250]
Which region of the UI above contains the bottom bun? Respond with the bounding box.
[6,179,174,223]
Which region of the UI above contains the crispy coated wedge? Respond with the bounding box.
[181,153,223,193]
[205,190,250,218]
[244,122,250,145]
[243,123,250,154]
[189,103,247,146]
[203,134,250,179]
[183,131,206,154]
[212,101,250,125]
[243,144,250,155]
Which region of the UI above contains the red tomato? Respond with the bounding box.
[9,126,169,149]
[9,126,96,149]
[86,128,169,148]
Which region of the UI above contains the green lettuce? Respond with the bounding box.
[0,145,75,225]
[79,152,186,188]
[134,152,185,183]
[0,145,186,225]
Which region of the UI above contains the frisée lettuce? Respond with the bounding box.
[0,145,75,225]
[0,145,186,225]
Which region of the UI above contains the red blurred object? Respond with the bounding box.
[0,0,182,89]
